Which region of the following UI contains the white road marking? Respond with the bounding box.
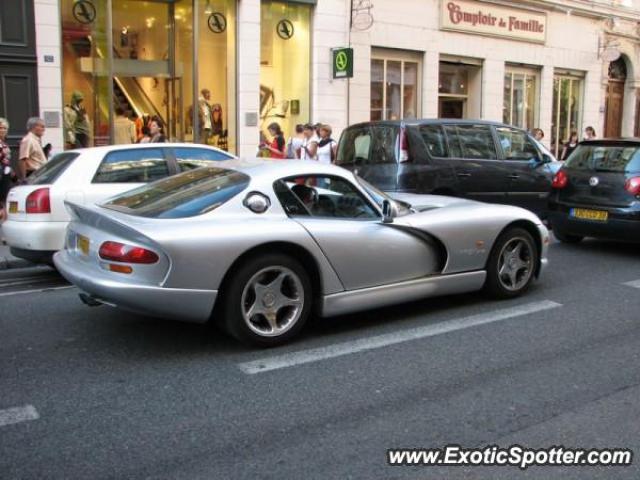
[0,286,74,297]
[623,280,640,289]
[0,405,39,427]
[238,300,562,374]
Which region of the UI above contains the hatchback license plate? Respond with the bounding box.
[77,234,90,256]
[570,208,608,222]
[9,201,17,214]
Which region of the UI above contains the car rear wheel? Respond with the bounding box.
[484,227,538,299]
[552,227,583,244]
[222,254,312,347]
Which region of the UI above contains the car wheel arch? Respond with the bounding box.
[213,241,323,319]
[493,220,543,278]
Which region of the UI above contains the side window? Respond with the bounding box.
[273,180,310,216]
[93,148,169,183]
[443,125,463,158]
[336,127,371,166]
[173,147,233,171]
[370,126,397,164]
[278,175,379,220]
[419,125,448,158]
[496,127,539,161]
[455,125,498,160]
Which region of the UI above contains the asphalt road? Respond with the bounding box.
[1,238,640,479]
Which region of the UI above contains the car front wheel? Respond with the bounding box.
[222,254,312,347]
[484,227,538,299]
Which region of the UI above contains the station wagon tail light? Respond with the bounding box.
[551,170,568,189]
[624,177,640,196]
[25,188,51,214]
[99,241,159,264]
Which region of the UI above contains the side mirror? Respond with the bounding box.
[382,199,394,223]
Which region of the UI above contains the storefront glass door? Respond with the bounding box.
[551,75,583,157]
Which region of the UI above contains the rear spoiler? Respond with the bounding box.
[64,201,157,247]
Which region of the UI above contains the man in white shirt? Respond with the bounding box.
[299,123,318,161]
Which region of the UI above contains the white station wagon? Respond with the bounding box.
[4,143,234,264]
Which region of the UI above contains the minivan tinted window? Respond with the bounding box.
[565,144,640,173]
[418,125,448,158]
[29,152,79,185]
[445,124,497,160]
[337,126,396,165]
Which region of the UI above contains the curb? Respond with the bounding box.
[0,256,33,270]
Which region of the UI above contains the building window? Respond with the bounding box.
[370,51,420,121]
[551,73,584,157]
[438,61,482,119]
[260,0,311,147]
[503,68,538,130]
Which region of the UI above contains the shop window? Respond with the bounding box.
[551,74,584,158]
[260,1,311,147]
[438,61,482,120]
[503,68,538,130]
[370,52,420,121]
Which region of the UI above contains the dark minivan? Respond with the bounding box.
[548,139,640,243]
[336,120,557,217]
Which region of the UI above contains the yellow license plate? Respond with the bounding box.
[571,208,608,222]
[9,201,17,214]
[77,234,90,255]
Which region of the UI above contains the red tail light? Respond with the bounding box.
[99,241,159,264]
[25,188,51,214]
[551,170,568,189]
[625,177,640,196]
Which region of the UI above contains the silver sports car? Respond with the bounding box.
[54,159,549,346]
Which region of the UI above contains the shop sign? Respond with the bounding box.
[277,20,295,40]
[332,47,353,79]
[73,0,96,24]
[208,13,227,33]
[440,0,547,44]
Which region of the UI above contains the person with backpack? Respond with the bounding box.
[316,124,338,164]
[286,124,304,159]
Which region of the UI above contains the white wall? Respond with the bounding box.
[35,0,64,154]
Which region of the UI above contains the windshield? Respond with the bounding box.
[565,144,640,173]
[355,175,391,208]
[355,175,412,216]
[103,166,250,218]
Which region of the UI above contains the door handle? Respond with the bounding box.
[508,174,520,180]
[457,173,471,177]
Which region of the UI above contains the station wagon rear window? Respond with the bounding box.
[565,144,640,173]
[102,167,250,218]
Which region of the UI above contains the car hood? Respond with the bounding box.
[387,192,479,212]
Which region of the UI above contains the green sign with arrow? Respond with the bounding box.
[332,47,353,79]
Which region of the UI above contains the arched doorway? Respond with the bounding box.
[604,57,627,138]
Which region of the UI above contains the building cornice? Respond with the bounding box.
[477,0,640,21]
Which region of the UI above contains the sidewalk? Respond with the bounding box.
[0,227,32,269]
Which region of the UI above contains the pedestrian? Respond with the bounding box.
[131,111,144,141]
[260,122,286,159]
[300,123,318,161]
[138,126,151,144]
[286,124,304,159]
[0,118,14,223]
[584,126,596,140]
[18,117,47,182]
[113,106,137,144]
[43,143,52,159]
[532,128,544,141]
[316,124,338,164]
[560,131,579,161]
[148,118,166,143]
